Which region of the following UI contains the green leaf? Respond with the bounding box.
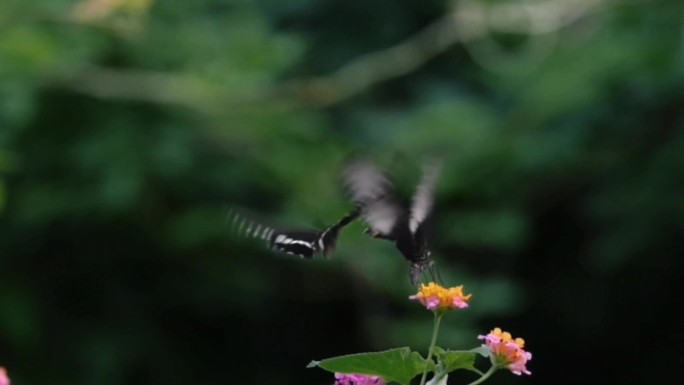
[437,349,482,375]
[426,373,449,385]
[471,346,491,358]
[308,347,428,385]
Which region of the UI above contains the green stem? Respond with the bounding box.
[419,312,443,385]
[465,364,498,385]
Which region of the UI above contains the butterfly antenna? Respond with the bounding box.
[428,261,444,285]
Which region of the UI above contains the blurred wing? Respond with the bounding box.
[342,158,403,237]
[409,159,442,234]
[360,199,403,236]
[227,208,317,258]
[227,207,359,259]
[271,231,319,259]
[318,209,360,258]
[342,158,392,204]
[227,208,276,242]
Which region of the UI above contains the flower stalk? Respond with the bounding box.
[465,364,498,385]
[419,312,443,385]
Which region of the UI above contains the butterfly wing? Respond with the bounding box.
[227,208,356,259]
[408,158,443,235]
[270,230,320,258]
[228,208,276,242]
[342,158,404,238]
[317,209,360,258]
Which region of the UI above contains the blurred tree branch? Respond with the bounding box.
[50,0,617,109]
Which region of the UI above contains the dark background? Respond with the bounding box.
[1,1,682,384]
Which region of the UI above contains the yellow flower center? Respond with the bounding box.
[490,328,525,348]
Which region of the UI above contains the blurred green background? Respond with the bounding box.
[1,0,682,384]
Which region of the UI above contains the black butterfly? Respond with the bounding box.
[342,157,443,285]
[227,208,359,259]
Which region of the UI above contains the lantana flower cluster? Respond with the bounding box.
[479,327,532,375]
[0,367,9,385]
[408,282,472,311]
[410,283,532,377]
[334,373,385,385]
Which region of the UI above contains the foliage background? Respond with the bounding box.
[1,0,682,384]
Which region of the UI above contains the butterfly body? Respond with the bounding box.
[342,157,442,284]
[365,217,418,258]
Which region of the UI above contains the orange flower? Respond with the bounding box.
[409,282,472,311]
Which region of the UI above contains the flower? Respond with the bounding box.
[409,282,472,311]
[333,373,385,385]
[0,367,10,385]
[478,328,532,375]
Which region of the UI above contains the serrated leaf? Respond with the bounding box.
[309,347,428,385]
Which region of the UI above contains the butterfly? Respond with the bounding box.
[341,157,443,285]
[227,208,359,259]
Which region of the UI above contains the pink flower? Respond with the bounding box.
[478,328,532,375]
[334,373,385,385]
[409,282,472,312]
[0,367,10,385]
